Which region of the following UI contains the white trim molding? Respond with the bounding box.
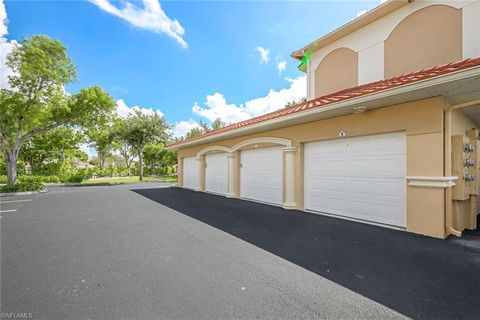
[226,152,237,198]
[282,146,298,210]
[197,145,230,157]
[406,176,458,188]
[231,137,293,151]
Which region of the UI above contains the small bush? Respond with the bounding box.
[60,172,85,183]
[17,175,61,184]
[32,162,67,176]
[0,175,7,184]
[0,181,44,193]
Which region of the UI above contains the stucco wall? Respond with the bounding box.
[384,5,462,78]
[177,97,446,238]
[451,109,479,135]
[314,48,358,97]
[306,1,476,99]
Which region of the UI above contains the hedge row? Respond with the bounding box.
[0,181,44,193]
[0,174,83,184]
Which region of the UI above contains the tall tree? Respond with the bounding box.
[284,97,307,108]
[143,143,166,175]
[198,120,210,132]
[0,35,116,184]
[211,118,226,130]
[20,127,84,168]
[185,127,204,139]
[122,110,170,181]
[86,123,115,169]
[112,118,136,175]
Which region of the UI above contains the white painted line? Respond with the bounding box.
[0,209,17,213]
[1,199,32,204]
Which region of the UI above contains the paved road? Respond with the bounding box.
[1,184,404,320]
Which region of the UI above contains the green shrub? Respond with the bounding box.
[32,162,66,176]
[17,175,61,184]
[0,181,44,193]
[0,175,7,184]
[60,172,85,183]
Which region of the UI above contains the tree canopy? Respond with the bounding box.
[121,110,171,180]
[0,35,116,184]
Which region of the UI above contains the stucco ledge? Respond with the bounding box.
[406,176,458,188]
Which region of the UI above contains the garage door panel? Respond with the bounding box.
[309,177,345,193]
[305,132,406,228]
[372,180,404,199]
[241,147,283,205]
[205,153,228,195]
[183,157,199,190]
[349,200,371,216]
[373,157,405,177]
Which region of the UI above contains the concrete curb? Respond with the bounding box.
[0,188,48,197]
[44,181,173,187]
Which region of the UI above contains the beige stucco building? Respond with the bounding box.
[168,0,480,239]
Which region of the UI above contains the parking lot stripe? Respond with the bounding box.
[1,199,32,204]
[0,209,17,213]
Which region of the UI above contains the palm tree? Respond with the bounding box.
[198,120,210,132]
[211,118,226,130]
[285,97,307,108]
[285,100,296,108]
[185,127,204,139]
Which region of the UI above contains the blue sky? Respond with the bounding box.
[1,0,382,137]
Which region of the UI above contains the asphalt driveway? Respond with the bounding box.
[134,187,480,320]
[2,183,405,320]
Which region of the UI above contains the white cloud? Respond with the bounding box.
[89,0,187,48]
[277,60,287,74]
[255,46,270,64]
[0,0,6,37]
[79,143,97,158]
[356,9,368,17]
[116,99,164,118]
[192,93,251,123]
[173,119,200,138]
[0,0,15,89]
[192,76,306,124]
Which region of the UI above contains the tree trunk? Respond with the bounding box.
[122,154,131,176]
[5,148,19,185]
[99,154,105,169]
[138,150,144,181]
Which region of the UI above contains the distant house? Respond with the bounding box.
[168,0,480,239]
[72,159,96,169]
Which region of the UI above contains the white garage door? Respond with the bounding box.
[205,153,228,195]
[304,132,406,227]
[183,156,199,190]
[240,146,283,205]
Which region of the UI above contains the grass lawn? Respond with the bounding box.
[81,175,177,184]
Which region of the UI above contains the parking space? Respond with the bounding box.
[0,197,33,214]
[2,183,406,319]
[134,187,480,320]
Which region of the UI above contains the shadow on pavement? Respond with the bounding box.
[133,187,480,320]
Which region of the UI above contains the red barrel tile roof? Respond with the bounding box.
[170,57,480,148]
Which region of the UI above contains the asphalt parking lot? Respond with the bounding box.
[134,187,480,320]
[1,183,406,320]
